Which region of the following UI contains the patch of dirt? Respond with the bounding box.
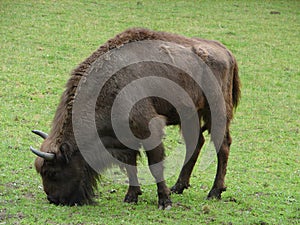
[174,202,191,210]
[0,208,10,222]
[23,192,35,200]
[4,182,19,189]
[270,11,280,15]
[0,209,25,223]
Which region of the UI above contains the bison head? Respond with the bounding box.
[30,130,98,206]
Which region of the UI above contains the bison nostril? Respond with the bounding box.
[47,195,59,205]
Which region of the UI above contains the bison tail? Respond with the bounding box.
[232,59,241,109]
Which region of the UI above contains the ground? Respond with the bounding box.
[0,1,299,224]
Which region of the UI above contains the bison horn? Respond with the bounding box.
[32,130,48,139]
[30,146,55,160]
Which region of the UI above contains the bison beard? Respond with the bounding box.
[30,27,241,209]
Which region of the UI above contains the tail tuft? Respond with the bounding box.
[232,60,241,108]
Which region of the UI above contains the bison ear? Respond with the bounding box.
[59,143,70,163]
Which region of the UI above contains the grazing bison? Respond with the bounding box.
[30,28,240,209]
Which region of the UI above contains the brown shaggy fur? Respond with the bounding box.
[51,28,240,144]
[33,28,241,207]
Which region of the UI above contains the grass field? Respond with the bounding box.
[0,0,299,224]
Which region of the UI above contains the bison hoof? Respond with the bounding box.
[124,187,142,204]
[124,194,138,204]
[158,198,172,210]
[158,192,172,210]
[207,187,226,199]
[171,182,190,194]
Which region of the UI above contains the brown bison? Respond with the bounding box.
[30,28,241,209]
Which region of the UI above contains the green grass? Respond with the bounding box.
[1,0,299,224]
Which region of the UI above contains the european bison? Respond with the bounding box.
[30,28,241,209]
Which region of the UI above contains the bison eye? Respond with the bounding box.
[49,171,57,177]
[44,170,57,180]
[41,169,58,180]
[59,143,70,163]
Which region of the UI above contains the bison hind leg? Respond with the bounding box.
[207,130,232,199]
[207,187,227,199]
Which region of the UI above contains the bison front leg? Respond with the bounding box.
[124,166,142,203]
[145,143,172,210]
[208,131,232,199]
